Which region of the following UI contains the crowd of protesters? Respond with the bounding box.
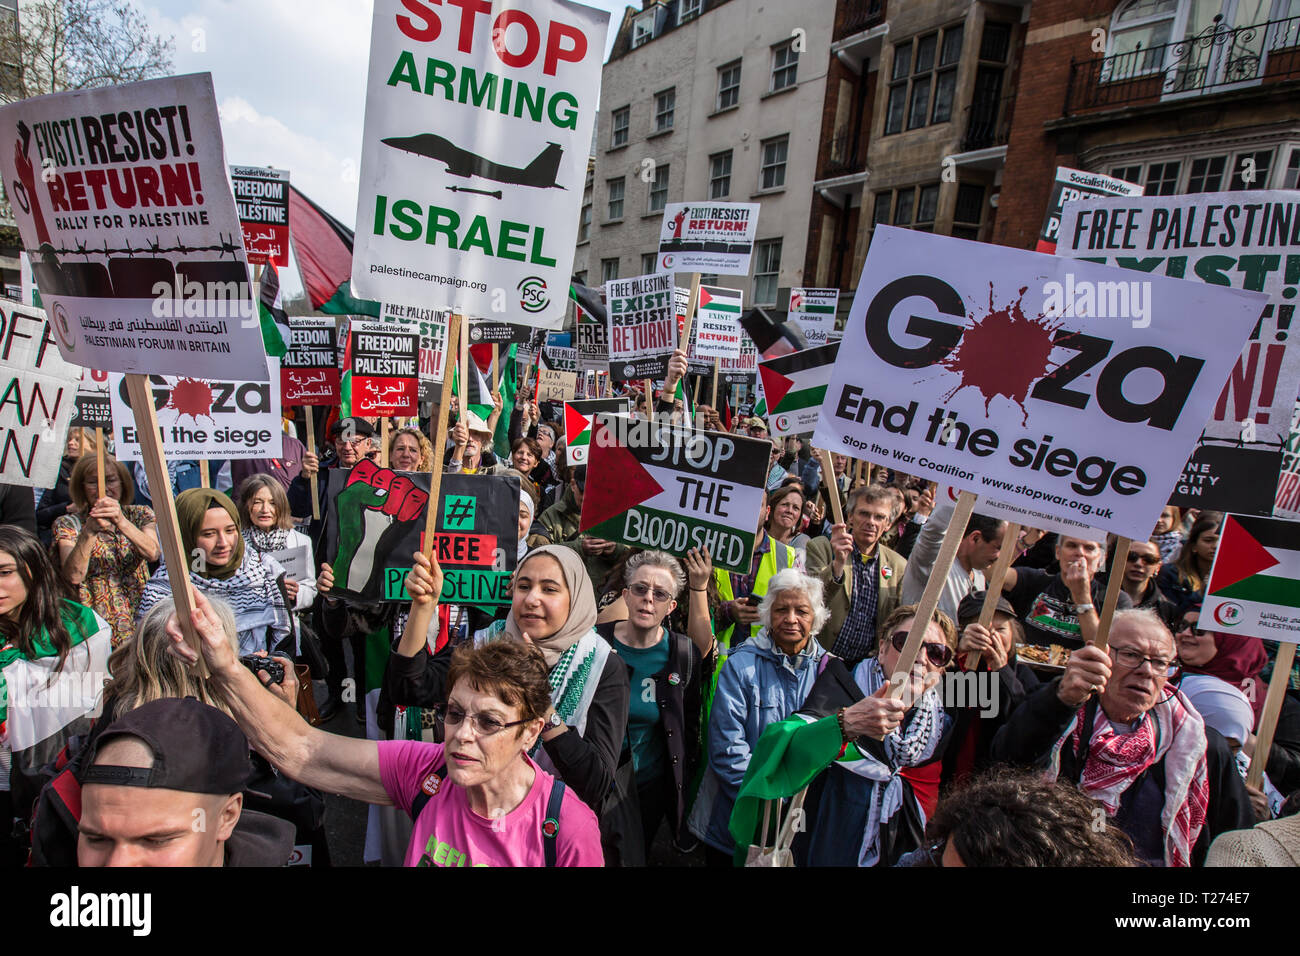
[0,345,1296,869]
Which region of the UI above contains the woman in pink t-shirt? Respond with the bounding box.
[164,589,604,867]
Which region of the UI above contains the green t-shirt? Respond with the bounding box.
[613,629,670,781]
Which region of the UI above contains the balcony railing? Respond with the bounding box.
[1064,14,1300,115]
[961,92,1015,152]
[819,127,865,179]
[835,0,884,41]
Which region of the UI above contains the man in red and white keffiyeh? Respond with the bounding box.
[992,608,1253,866]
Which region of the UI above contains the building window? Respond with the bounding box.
[606,177,624,220]
[979,21,1011,62]
[914,184,940,230]
[759,136,788,190]
[717,60,742,111]
[632,10,656,49]
[611,107,629,148]
[642,252,657,274]
[771,39,798,92]
[601,258,620,283]
[709,151,732,199]
[885,24,963,135]
[1105,0,1180,80]
[879,184,941,233]
[679,0,701,24]
[1229,150,1273,190]
[1110,165,1144,184]
[654,88,675,132]
[1186,155,1227,193]
[648,163,670,213]
[1145,161,1180,195]
[953,183,984,227]
[1285,148,1300,189]
[578,186,592,242]
[753,239,781,306]
[699,273,719,285]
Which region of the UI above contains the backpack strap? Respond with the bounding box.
[409,762,450,822]
[542,780,566,867]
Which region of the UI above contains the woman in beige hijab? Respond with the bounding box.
[393,544,630,814]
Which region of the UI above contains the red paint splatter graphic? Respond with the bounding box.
[941,284,1059,425]
[165,378,216,424]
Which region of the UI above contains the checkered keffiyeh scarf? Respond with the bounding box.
[1050,688,1209,868]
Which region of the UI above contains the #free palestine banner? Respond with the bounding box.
[352,0,609,329]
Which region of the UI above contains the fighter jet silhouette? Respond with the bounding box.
[382,134,565,190]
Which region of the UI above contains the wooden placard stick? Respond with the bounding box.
[405,313,463,647]
[1092,536,1130,652]
[94,426,106,501]
[458,322,470,430]
[679,272,702,347]
[964,521,1021,670]
[887,490,977,702]
[711,357,720,409]
[304,406,320,520]
[491,343,499,390]
[643,378,653,415]
[1247,641,1296,789]
[125,373,205,677]
[380,416,389,468]
[815,447,844,527]
[198,458,210,489]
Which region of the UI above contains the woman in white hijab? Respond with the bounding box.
[389,542,630,813]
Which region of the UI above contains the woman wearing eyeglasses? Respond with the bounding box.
[728,603,958,867]
[167,589,604,867]
[391,544,630,820]
[595,550,714,863]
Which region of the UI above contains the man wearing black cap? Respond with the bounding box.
[288,416,378,527]
[77,698,294,867]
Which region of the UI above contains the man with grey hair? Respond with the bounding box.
[991,608,1254,866]
[688,569,828,866]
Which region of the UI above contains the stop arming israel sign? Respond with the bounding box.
[813,226,1267,540]
[580,415,770,573]
[351,0,609,329]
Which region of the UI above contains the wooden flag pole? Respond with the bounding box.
[406,313,462,646]
[711,357,720,409]
[1093,536,1130,652]
[304,406,320,521]
[815,447,844,527]
[458,322,470,429]
[693,376,703,407]
[491,344,499,390]
[94,427,106,502]
[380,417,389,468]
[680,273,702,346]
[1247,642,1296,789]
[964,521,1021,670]
[198,458,210,489]
[887,490,977,703]
[125,373,205,676]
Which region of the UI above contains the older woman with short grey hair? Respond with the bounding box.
[688,568,829,866]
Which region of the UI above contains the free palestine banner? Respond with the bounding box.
[351,0,609,329]
[0,73,267,379]
[813,226,1266,541]
[231,165,290,267]
[1203,514,1300,644]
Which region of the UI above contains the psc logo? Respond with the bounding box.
[469,325,484,342]
[518,276,549,313]
[661,254,675,270]
[774,414,791,432]
[1212,602,1244,627]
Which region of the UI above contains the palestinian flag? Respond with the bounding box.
[565,398,625,465]
[1201,520,1294,608]
[453,355,494,427]
[493,344,519,458]
[754,343,839,437]
[288,185,380,317]
[0,602,111,791]
[569,280,607,323]
[741,305,808,359]
[258,261,290,357]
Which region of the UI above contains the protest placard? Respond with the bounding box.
[350,0,608,329]
[677,285,712,377]
[231,165,290,267]
[758,343,838,438]
[788,288,839,346]
[108,358,283,461]
[380,302,448,400]
[429,474,520,606]
[658,202,760,275]
[271,543,311,582]
[0,302,81,487]
[467,321,535,345]
[538,369,576,402]
[1057,192,1300,517]
[565,398,626,465]
[349,320,418,417]
[580,414,769,573]
[813,226,1266,540]
[1277,400,1300,519]
[0,74,268,379]
[693,286,743,360]
[575,308,608,373]
[720,335,758,385]
[1037,166,1142,254]
[71,368,112,431]
[1201,514,1300,644]
[280,318,339,405]
[607,272,675,380]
